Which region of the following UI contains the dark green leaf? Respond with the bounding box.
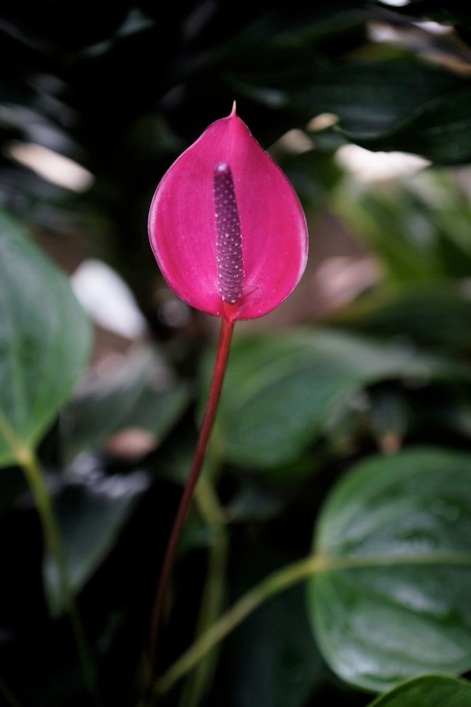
[328,284,471,353]
[222,584,326,707]
[235,55,467,139]
[44,464,150,613]
[351,86,471,165]
[308,447,471,692]
[369,674,471,706]
[61,345,190,461]
[0,210,92,467]
[212,329,468,468]
[212,536,327,707]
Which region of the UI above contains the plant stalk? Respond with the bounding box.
[155,554,323,695]
[148,317,235,684]
[0,410,100,704]
[155,543,471,696]
[178,473,229,707]
[19,446,101,706]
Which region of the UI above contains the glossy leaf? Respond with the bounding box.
[308,447,471,692]
[369,674,471,706]
[148,108,308,322]
[209,329,469,468]
[0,210,92,467]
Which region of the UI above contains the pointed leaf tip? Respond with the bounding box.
[148,112,309,322]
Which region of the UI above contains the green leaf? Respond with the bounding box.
[212,329,468,468]
[332,184,446,285]
[308,447,471,692]
[44,464,149,614]
[328,284,471,354]
[369,674,471,707]
[61,345,190,461]
[235,54,467,140]
[235,41,471,164]
[0,210,92,467]
[213,537,327,707]
[332,169,471,285]
[221,584,326,707]
[345,86,471,165]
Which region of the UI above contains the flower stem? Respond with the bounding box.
[148,317,235,682]
[155,554,324,695]
[178,473,229,707]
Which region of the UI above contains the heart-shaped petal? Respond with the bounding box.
[148,107,309,322]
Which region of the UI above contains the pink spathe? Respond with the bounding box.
[148,106,309,322]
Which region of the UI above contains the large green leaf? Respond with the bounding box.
[235,39,471,164]
[308,447,471,692]
[211,329,469,468]
[0,211,92,467]
[234,54,468,140]
[369,674,471,706]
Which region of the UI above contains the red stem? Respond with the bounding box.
[148,317,235,687]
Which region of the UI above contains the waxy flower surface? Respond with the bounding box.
[148,107,308,322]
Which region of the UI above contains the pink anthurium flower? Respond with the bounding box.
[148,105,308,323]
[147,108,309,671]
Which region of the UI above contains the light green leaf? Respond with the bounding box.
[0,210,92,467]
[308,447,471,692]
[369,674,471,706]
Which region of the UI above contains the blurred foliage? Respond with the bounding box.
[1,0,471,319]
[2,1,471,706]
